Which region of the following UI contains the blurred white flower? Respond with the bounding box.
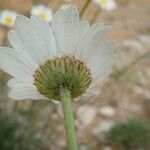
[99,106,115,117]
[93,0,117,10]
[92,120,114,134]
[31,4,53,22]
[0,10,17,27]
[0,5,116,102]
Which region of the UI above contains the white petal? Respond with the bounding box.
[8,84,47,100]
[74,22,110,61]
[90,22,104,30]
[74,21,89,59]
[0,47,35,82]
[91,69,112,88]
[87,41,116,73]
[74,87,101,102]
[7,78,60,103]
[8,30,24,50]
[7,78,33,89]
[14,15,52,64]
[85,87,101,97]
[80,87,101,99]
[51,5,79,56]
[91,54,117,87]
[77,22,104,58]
[87,41,117,87]
[31,15,58,57]
[7,78,22,88]
[82,26,112,61]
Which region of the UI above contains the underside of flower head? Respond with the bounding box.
[34,56,92,101]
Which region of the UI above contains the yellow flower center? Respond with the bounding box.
[37,12,48,20]
[99,0,108,5]
[4,17,14,25]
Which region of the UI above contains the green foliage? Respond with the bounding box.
[0,113,43,150]
[105,119,150,149]
[0,114,19,150]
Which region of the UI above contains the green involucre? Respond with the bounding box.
[34,56,92,101]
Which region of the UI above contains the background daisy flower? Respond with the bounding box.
[31,4,53,22]
[0,10,17,27]
[93,0,117,10]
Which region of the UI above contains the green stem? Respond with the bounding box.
[90,7,101,24]
[80,0,92,18]
[60,86,78,150]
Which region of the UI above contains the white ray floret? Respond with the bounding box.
[0,5,117,102]
[0,10,17,27]
[31,4,53,22]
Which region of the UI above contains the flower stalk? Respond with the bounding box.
[90,7,101,24]
[60,85,78,150]
[80,0,92,18]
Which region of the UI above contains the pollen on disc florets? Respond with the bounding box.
[33,56,92,101]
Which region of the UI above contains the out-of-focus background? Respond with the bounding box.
[0,0,150,150]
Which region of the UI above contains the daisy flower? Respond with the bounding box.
[31,4,53,22]
[0,5,116,103]
[93,0,117,10]
[0,5,117,149]
[0,10,17,27]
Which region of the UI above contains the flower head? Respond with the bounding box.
[31,4,53,22]
[0,10,17,27]
[0,5,117,102]
[93,0,117,10]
